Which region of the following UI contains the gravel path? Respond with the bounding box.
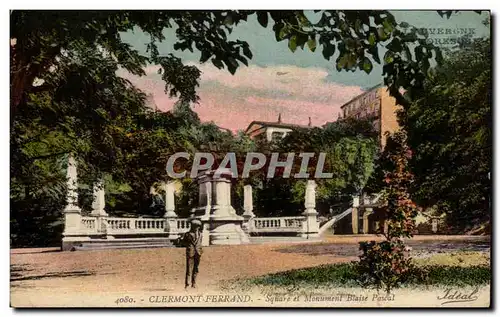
[10,235,490,306]
[11,241,351,293]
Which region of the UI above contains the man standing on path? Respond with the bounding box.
[180,219,203,289]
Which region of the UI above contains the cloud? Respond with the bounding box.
[121,63,364,132]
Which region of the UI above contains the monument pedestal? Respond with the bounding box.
[191,169,249,246]
[62,206,86,251]
[61,154,86,251]
[241,184,255,233]
[300,180,320,239]
[164,181,180,239]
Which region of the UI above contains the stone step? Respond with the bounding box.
[76,243,174,249]
[73,238,176,251]
[75,243,175,251]
[78,239,173,246]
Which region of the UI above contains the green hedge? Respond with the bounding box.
[249,262,490,288]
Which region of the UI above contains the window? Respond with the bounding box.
[271,131,283,142]
[374,100,381,112]
[255,134,266,142]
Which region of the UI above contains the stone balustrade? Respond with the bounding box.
[107,217,167,234]
[252,216,305,233]
[78,215,309,236]
[81,217,98,233]
[78,216,192,236]
[61,160,321,250]
[176,219,191,231]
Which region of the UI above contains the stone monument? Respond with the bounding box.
[241,184,255,232]
[191,168,250,246]
[300,180,320,238]
[91,179,108,217]
[90,178,108,235]
[62,154,83,250]
[164,181,180,239]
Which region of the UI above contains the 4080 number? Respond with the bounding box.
[115,296,135,305]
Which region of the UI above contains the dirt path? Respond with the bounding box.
[11,241,352,293]
[10,235,490,307]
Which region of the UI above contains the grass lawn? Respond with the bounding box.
[245,251,490,289]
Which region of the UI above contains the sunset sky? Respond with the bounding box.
[120,11,489,132]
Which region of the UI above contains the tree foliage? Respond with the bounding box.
[10,10,482,246]
[11,10,451,116]
[403,38,491,230]
[252,119,378,216]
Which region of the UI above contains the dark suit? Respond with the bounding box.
[181,229,203,287]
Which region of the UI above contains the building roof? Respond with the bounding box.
[340,83,383,109]
[244,120,312,134]
[218,127,233,134]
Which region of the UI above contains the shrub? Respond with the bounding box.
[358,239,419,291]
[358,132,420,293]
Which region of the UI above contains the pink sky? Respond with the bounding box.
[123,63,364,132]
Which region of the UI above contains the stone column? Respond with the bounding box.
[90,179,108,235]
[91,179,108,216]
[362,208,373,234]
[164,181,179,239]
[193,177,212,219]
[301,180,319,238]
[191,169,249,246]
[242,185,255,233]
[351,195,359,234]
[431,217,438,233]
[62,154,82,251]
[266,129,273,142]
[164,181,177,217]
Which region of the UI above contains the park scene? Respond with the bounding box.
[10,10,491,307]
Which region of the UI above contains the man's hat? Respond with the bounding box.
[190,219,202,227]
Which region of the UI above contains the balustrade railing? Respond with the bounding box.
[106,217,166,234]
[252,216,304,232]
[80,216,193,235]
[133,218,165,230]
[79,215,308,236]
[81,217,98,233]
[176,219,191,232]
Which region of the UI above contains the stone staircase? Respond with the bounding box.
[72,237,176,251]
[318,207,353,235]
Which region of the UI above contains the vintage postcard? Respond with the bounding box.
[10,9,491,308]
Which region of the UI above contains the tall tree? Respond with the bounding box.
[11,10,451,116]
[403,38,491,231]
[255,120,378,216]
[10,10,479,245]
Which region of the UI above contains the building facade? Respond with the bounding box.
[340,84,401,149]
[245,115,312,142]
